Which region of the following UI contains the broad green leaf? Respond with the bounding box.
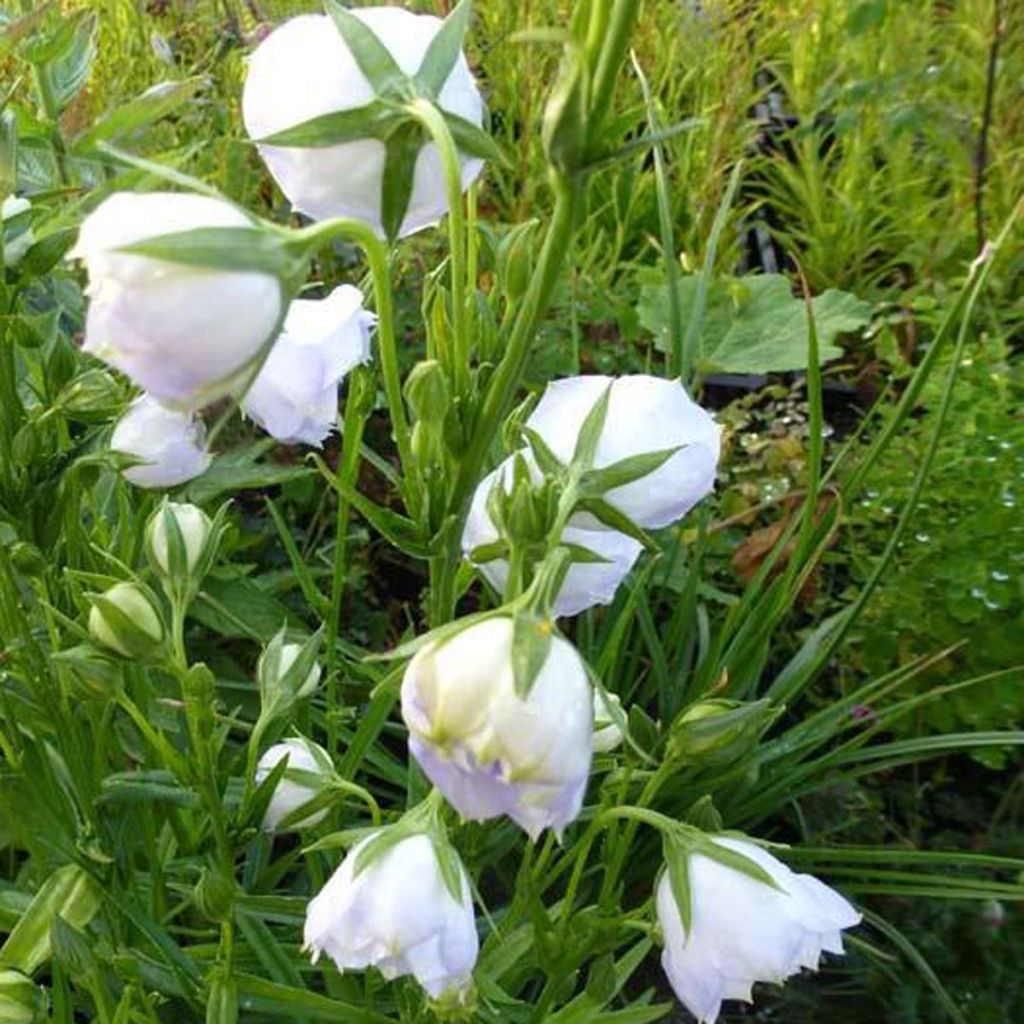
[639,271,871,374]
[0,865,100,976]
[255,101,400,149]
[415,0,471,95]
[73,77,208,150]
[184,441,312,505]
[324,0,404,94]
[48,12,97,111]
[0,2,55,60]
[380,122,422,242]
[192,571,303,642]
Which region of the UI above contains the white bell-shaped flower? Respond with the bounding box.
[526,374,721,530]
[656,835,861,1023]
[255,737,333,832]
[241,285,375,446]
[71,192,282,406]
[304,832,478,1000]
[462,455,643,617]
[111,395,212,489]
[401,617,593,839]
[242,10,484,238]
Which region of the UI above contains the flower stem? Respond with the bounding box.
[325,368,372,755]
[408,99,470,398]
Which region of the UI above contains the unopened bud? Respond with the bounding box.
[404,360,451,427]
[258,639,321,707]
[667,699,777,766]
[0,968,47,1024]
[88,583,164,659]
[146,501,213,580]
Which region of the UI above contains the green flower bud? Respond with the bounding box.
[667,699,777,767]
[52,644,123,699]
[88,582,164,659]
[193,866,235,923]
[146,501,213,580]
[404,360,451,427]
[8,542,46,578]
[0,968,46,1024]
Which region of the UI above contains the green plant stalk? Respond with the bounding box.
[325,372,372,757]
[31,63,70,186]
[430,177,580,625]
[408,99,470,397]
[632,52,683,378]
[289,219,416,511]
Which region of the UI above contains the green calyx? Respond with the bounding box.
[253,0,504,242]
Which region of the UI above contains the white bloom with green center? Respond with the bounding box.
[304,832,478,999]
[401,617,593,839]
[71,192,282,406]
[111,395,212,489]
[657,836,861,1023]
[242,285,375,446]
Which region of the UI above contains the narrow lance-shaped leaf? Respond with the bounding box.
[581,444,684,494]
[444,111,508,166]
[511,611,552,699]
[664,835,693,936]
[118,227,295,278]
[255,100,401,149]
[521,425,565,477]
[562,541,612,565]
[572,384,612,468]
[380,122,423,242]
[695,836,783,891]
[430,834,467,905]
[575,497,655,550]
[415,0,472,95]
[325,0,404,93]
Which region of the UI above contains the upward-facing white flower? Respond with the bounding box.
[110,395,212,489]
[656,836,861,1023]
[526,374,721,530]
[461,455,643,617]
[401,617,593,839]
[242,9,484,238]
[304,831,478,1000]
[241,285,375,446]
[71,192,282,407]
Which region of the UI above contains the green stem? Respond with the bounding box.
[430,179,580,625]
[325,369,372,756]
[408,100,470,397]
